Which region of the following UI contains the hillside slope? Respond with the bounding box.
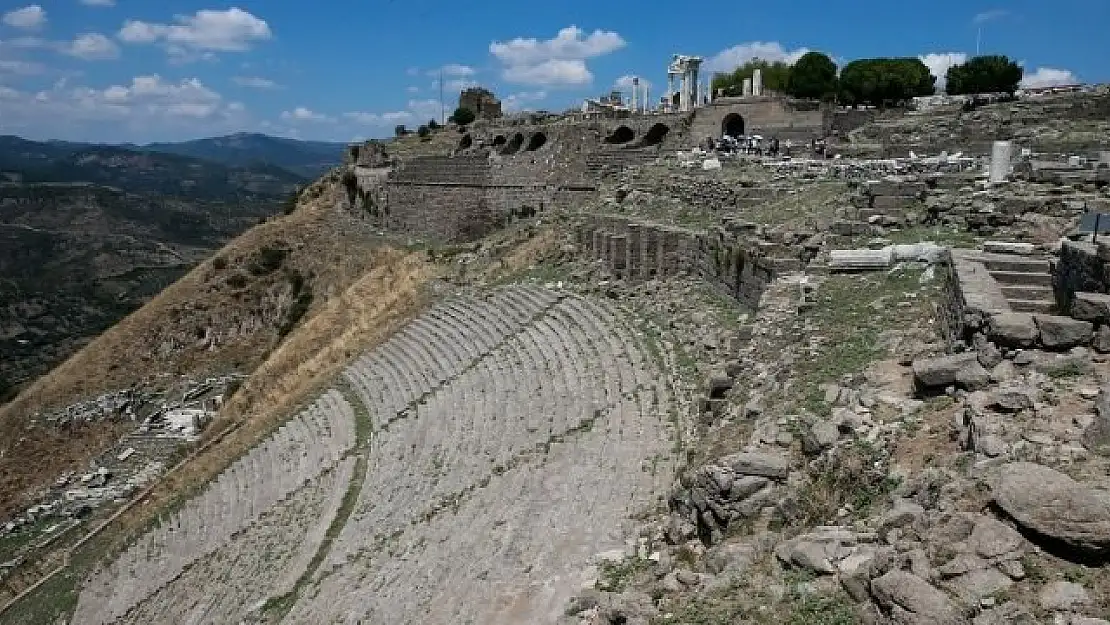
[142,133,348,178]
[0,169,420,520]
[0,139,311,397]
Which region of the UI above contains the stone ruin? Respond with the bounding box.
[458,86,502,120]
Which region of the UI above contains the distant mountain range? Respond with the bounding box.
[0,132,350,181]
[0,132,347,399]
[138,133,350,178]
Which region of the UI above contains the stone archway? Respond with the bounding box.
[500,133,524,155]
[641,123,670,147]
[492,135,506,147]
[604,126,635,144]
[721,113,745,138]
[524,132,547,151]
[458,134,473,150]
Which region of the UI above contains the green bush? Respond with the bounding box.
[839,57,935,107]
[248,246,287,276]
[450,107,476,126]
[787,51,839,100]
[946,55,1023,95]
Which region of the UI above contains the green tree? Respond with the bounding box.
[710,59,793,96]
[428,118,440,130]
[787,51,839,100]
[450,106,476,125]
[839,58,935,107]
[394,124,408,137]
[946,55,1023,95]
[417,125,430,139]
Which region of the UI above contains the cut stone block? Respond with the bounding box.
[829,248,893,271]
[983,241,1035,256]
[1034,314,1093,350]
[1071,292,1110,324]
[987,313,1039,348]
[913,352,979,389]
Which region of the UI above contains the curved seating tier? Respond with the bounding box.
[72,390,357,625]
[288,287,676,624]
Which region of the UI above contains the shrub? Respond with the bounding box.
[787,51,839,100]
[450,106,476,126]
[946,55,1023,95]
[394,124,408,137]
[248,246,287,276]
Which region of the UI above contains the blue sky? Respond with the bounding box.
[0,0,1105,143]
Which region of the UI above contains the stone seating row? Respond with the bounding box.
[71,390,356,625]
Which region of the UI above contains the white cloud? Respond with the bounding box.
[502,90,547,112]
[614,74,651,90]
[3,5,46,30]
[973,9,1009,24]
[490,25,625,87]
[435,77,478,93]
[118,8,271,56]
[280,106,334,123]
[1021,67,1080,89]
[343,99,443,127]
[430,63,475,77]
[233,75,280,89]
[503,58,592,86]
[704,41,810,74]
[0,58,45,75]
[65,33,120,60]
[0,74,250,141]
[80,0,115,5]
[918,52,967,90]
[406,86,420,94]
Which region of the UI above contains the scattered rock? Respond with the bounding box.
[870,570,966,625]
[956,361,991,391]
[802,420,839,455]
[1038,581,1093,612]
[1034,315,1094,350]
[993,462,1110,559]
[967,516,1024,559]
[722,451,790,480]
[988,313,1038,348]
[913,353,979,389]
[992,389,1035,413]
[1071,292,1110,324]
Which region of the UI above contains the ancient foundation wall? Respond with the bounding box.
[1055,240,1110,310]
[577,215,777,309]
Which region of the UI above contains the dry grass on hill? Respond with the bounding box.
[0,170,413,518]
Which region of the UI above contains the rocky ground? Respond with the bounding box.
[1,93,1109,624]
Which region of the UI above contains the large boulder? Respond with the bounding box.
[913,353,979,389]
[1071,292,1110,324]
[1034,315,1093,350]
[987,313,1038,348]
[721,451,789,480]
[993,462,1110,559]
[870,570,967,625]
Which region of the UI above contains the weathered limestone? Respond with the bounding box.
[1071,292,1110,324]
[870,570,966,625]
[1033,314,1094,349]
[987,313,1039,348]
[994,462,1110,559]
[912,352,979,389]
[829,248,894,271]
[989,140,1013,184]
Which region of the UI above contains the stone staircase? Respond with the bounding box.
[584,149,659,179]
[979,253,1057,313]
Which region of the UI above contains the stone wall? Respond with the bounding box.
[576,215,778,309]
[1055,240,1110,311]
